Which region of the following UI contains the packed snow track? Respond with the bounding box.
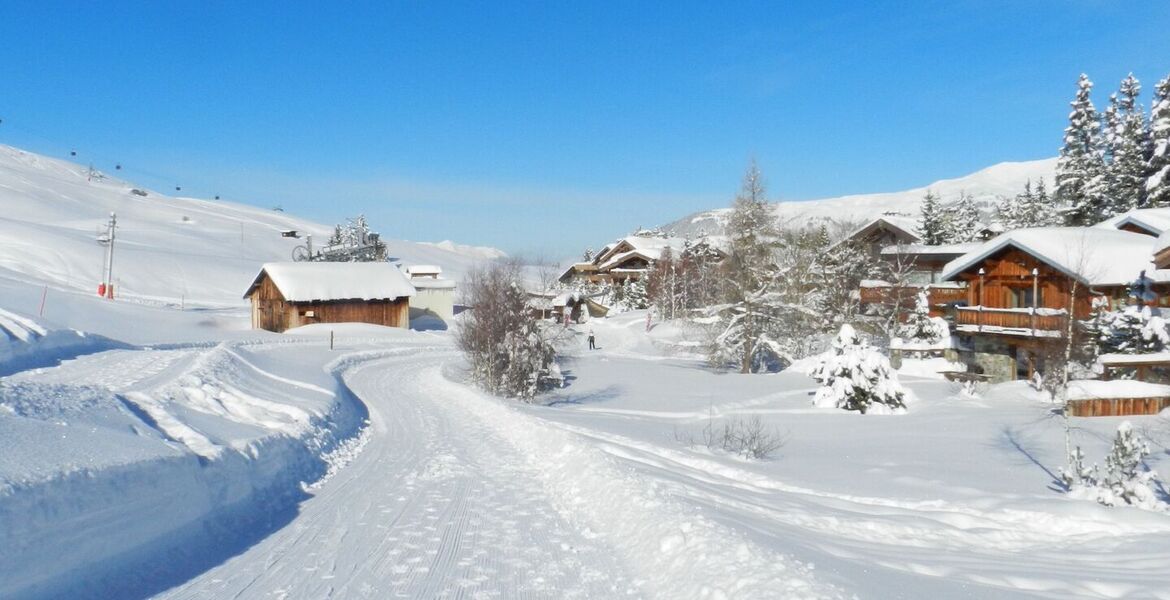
[158,348,838,599]
[158,351,635,599]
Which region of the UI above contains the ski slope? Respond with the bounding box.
[0,144,502,308]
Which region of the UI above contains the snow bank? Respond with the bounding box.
[0,307,129,377]
[0,342,370,599]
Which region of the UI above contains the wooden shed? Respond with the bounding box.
[243,262,416,333]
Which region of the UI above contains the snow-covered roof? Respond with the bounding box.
[245,262,416,301]
[594,235,687,266]
[405,265,442,277]
[410,278,456,290]
[880,242,982,256]
[940,228,1164,286]
[1094,208,1170,236]
[598,250,657,272]
[841,215,922,246]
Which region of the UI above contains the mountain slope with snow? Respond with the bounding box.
[664,158,1058,237]
[0,144,501,307]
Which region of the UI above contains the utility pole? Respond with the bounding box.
[100,212,117,299]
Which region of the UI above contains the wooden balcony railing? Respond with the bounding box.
[955,306,1068,335]
[859,285,967,310]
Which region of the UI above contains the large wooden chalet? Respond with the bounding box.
[940,227,1170,381]
[243,262,416,333]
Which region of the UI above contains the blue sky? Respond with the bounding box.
[2,1,1168,258]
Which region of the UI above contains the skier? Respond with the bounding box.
[588,328,596,350]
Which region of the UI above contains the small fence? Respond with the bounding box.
[1067,397,1170,417]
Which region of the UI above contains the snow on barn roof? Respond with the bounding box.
[244,262,416,302]
[940,227,1165,286]
[1094,207,1170,236]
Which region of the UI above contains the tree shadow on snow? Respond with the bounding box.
[544,384,624,407]
[999,425,1066,492]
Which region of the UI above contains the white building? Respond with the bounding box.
[404,265,456,323]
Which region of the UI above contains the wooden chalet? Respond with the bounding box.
[559,233,723,286]
[842,216,981,318]
[243,262,415,333]
[940,227,1170,382]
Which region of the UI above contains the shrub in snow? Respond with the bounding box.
[1061,422,1165,510]
[674,415,787,460]
[1096,305,1169,357]
[457,261,563,401]
[897,290,942,344]
[807,324,906,414]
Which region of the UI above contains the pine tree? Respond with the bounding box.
[1102,75,1151,211]
[946,191,981,242]
[996,180,1031,231]
[898,290,942,344]
[807,324,907,414]
[1147,76,1170,207]
[1058,74,1107,225]
[1033,177,1060,225]
[918,190,948,245]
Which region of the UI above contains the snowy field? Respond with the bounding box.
[4,294,1170,598]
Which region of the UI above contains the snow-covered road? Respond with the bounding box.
[157,351,639,599]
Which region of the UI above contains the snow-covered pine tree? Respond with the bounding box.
[1111,74,1151,210]
[1058,74,1107,225]
[946,191,981,242]
[918,190,948,245]
[996,180,1031,231]
[1147,76,1170,207]
[1100,422,1161,508]
[1033,177,1060,225]
[898,290,942,344]
[623,276,649,310]
[1097,304,1170,357]
[808,324,907,414]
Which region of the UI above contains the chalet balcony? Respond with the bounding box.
[954,306,1068,337]
[859,284,967,317]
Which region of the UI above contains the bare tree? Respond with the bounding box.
[457,260,563,400]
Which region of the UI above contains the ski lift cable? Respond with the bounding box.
[0,117,229,199]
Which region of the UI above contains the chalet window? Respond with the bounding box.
[1008,286,1041,308]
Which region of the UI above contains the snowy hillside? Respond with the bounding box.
[664,158,1058,237]
[0,144,503,307]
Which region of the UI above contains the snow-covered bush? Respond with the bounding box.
[457,261,563,401]
[1097,305,1170,357]
[1061,422,1165,510]
[898,290,943,344]
[675,416,787,460]
[807,324,907,414]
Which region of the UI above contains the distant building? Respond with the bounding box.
[243,262,415,332]
[559,231,724,285]
[405,265,456,323]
